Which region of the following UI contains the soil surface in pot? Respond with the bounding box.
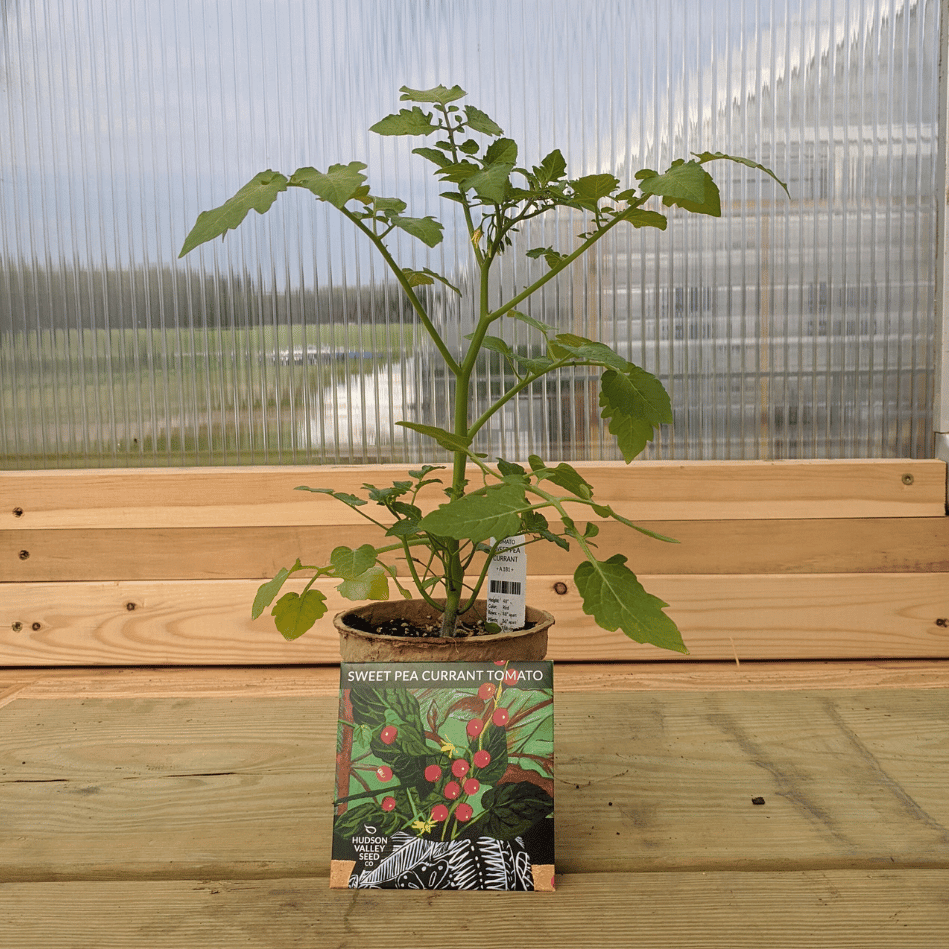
[343,610,527,639]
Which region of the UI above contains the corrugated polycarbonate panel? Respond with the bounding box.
[0,0,939,467]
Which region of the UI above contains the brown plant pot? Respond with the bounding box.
[334,599,553,663]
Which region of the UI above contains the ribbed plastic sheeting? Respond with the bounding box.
[0,0,939,467]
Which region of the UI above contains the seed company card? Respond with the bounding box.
[331,660,555,890]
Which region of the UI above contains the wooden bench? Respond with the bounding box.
[1,459,948,947]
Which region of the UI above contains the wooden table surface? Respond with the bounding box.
[1,661,947,948]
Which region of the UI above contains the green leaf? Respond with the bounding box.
[370,107,438,136]
[533,149,567,184]
[271,589,328,641]
[462,162,514,203]
[477,335,514,357]
[464,104,503,136]
[389,214,444,247]
[473,782,554,840]
[417,483,531,544]
[179,170,289,256]
[399,84,467,104]
[252,560,300,619]
[529,458,593,499]
[574,554,687,653]
[483,138,518,166]
[412,146,451,168]
[338,564,390,602]
[402,267,462,293]
[525,245,568,270]
[620,208,668,230]
[570,173,620,203]
[330,545,377,580]
[295,486,367,507]
[638,159,721,216]
[694,151,790,196]
[506,309,551,337]
[598,366,672,461]
[547,334,629,372]
[289,162,369,209]
[396,421,474,455]
[437,160,482,183]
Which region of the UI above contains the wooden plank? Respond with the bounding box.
[1,573,946,665]
[0,690,946,880]
[5,516,948,582]
[1,871,947,948]
[4,661,949,702]
[2,459,944,529]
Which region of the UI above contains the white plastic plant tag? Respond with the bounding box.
[486,535,527,630]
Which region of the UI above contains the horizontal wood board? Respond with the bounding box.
[4,516,948,582]
[1,688,946,882]
[1,871,947,949]
[2,459,945,528]
[2,573,946,665]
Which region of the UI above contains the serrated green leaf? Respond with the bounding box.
[621,208,668,230]
[412,146,451,168]
[478,335,514,357]
[533,148,567,183]
[417,483,530,544]
[296,486,367,507]
[570,173,620,203]
[252,560,300,619]
[574,554,686,653]
[462,162,514,203]
[506,309,551,337]
[402,267,461,294]
[399,84,467,104]
[338,564,390,602]
[330,544,377,580]
[179,170,289,256]
[464,104,503,136]
[437,160,481,183]
[547,334,629,371]
[694,151,790,196]
[483,137,518,166]
[537,462,593,500]
[271,589,328,641]
[598,368,669,462]
[289,162,369,209]
[390,214,444,247]
[638,160,721,216]
[396,421,474,454]
[370,106,439,136]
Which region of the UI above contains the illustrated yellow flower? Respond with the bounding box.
[440,740,457,756]
[411,817,436,835]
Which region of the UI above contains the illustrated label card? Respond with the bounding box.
[331,660,555,891]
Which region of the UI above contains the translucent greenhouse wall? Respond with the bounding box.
[0,0,940,468]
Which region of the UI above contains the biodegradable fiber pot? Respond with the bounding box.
[335,599,553,663]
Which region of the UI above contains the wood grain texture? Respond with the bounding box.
[3,459,944,529]
[1,871,947,949]
[3,661,949,702]
[4,516,948,582]
[2,573,946,665]
[0,689,946,882]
